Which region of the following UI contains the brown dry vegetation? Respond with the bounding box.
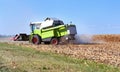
[5,34,120,67]
[93,34,120,42]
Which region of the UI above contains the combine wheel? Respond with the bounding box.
[50,38,59,45]
[32,35,41,45]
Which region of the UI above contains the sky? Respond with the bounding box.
[0,0,120,35]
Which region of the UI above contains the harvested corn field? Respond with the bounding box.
[1,34,120,67]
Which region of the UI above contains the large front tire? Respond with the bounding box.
[32,35,41,45]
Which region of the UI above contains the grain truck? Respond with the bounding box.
[29,17,77,45]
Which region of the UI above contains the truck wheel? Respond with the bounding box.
[50,38,59,45]
[32,35,41,45]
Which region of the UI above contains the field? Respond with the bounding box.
[0,34,120,72]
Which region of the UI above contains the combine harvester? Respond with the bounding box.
[29,17,77,45]
[14,17,77,45]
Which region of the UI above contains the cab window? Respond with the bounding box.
[53,21,64,26]
[36,24,40,29]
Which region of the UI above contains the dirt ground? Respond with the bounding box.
[0,34,120,67]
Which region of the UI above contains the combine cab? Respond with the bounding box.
[29,17,77,45]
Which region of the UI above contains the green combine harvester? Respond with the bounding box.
[29,17,77,45]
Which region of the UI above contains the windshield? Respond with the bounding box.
[30,24,35,32]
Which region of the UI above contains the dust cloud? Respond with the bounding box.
[74,34,105,44]
[74,34,93,44]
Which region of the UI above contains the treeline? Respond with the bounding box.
[0,35,13,38]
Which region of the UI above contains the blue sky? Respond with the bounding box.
[0,0,120,35]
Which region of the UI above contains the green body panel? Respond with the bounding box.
[31,25,68,40]
[54,25,68,37]
[34,29,41,36]
[41,29,54,38]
